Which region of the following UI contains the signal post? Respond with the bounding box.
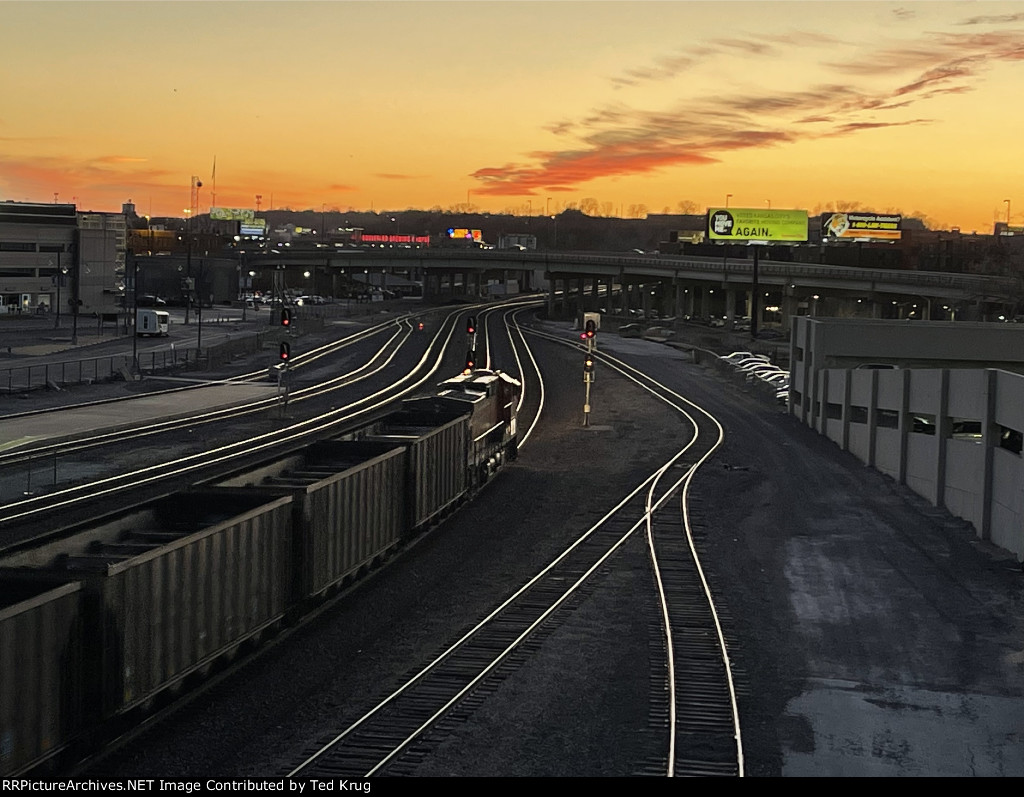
[277,307,293,416]
[464,315,477,373]
[581,313,598,427]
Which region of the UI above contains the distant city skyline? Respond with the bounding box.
[1,1,1023,233]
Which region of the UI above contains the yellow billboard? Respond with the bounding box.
[707,208,808,242]
[823,212,901,240]
[210,207,256,223]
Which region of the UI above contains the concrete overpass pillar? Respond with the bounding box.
[781,285,798,333]
[725,288,736,324]
[547,275,555,318]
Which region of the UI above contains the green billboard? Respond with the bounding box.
[707,208,808,242]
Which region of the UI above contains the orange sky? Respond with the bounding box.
[2,1,1023,232]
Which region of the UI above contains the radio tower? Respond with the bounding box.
[255,194,262,213]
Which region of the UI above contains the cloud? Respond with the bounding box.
[326,183,356,191]
[470,22,1022,197]
[94,155,149,164]
[609,31,843,90]
[373,173,417,180]
[821,119,933,137]
[0,154,180,211]
[958,12,1024,26]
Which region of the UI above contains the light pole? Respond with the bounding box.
[131,249,139,369]
[184,208,192,325]
[234,235,247,321]
[70,259,79,346]
[1005,199,1012,226]
[766,199,771,209]
[726,193,732,208]
[185,176,203,326]
[197,257,205,353]
[52,253,65,330]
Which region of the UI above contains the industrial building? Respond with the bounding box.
[790,316,1024,562]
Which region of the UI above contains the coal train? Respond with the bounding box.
[0,369,521,776]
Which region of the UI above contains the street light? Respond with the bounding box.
[185,176,203,326]
[70,258,79,346]
[184,208,193,325]
[1005,199,1012,225]
[131,248,139,369]
[51,253,67,330]
[726,193,732,208]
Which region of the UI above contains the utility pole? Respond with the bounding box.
[131,248,139,370]
[185,176,203,325]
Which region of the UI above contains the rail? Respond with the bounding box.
[0,332,266,395]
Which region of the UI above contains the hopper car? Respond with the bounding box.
[0,369,520,776]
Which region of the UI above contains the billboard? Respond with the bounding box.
[446,228,482,242]
[822,212,901,240]
[210,207,256,223]
[239,222,266,236]
[707,208,808,242]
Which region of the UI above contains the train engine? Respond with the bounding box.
[402,368,521,485]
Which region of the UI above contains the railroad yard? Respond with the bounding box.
[2,304,1023,778]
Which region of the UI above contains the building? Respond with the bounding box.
[0,201,126,318]
[789,316,1024,562]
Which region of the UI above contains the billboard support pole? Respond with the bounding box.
[750,245,760,340]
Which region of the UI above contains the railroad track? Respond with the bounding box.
[0,302,544,548]
[275,319,743,777]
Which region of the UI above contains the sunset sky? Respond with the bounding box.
[2,0,1023,232]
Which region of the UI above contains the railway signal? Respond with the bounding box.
[279,341,291,361]
[583,353,595,427]
[585,318,596,339]
[466,316,476,335]
[464,349,477,373]
[417,321,425,331]
[281,307,292,328]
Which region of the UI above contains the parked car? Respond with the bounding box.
[761,372,790,387]
[746,365,787,382]
[136,294,166,307]
[736,358,776,371]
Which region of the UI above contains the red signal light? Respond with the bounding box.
[467,316,477,335]
[417,322,425,331]
[281,308,292,327]
[279,341,291,361]
[585,319,596,338]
